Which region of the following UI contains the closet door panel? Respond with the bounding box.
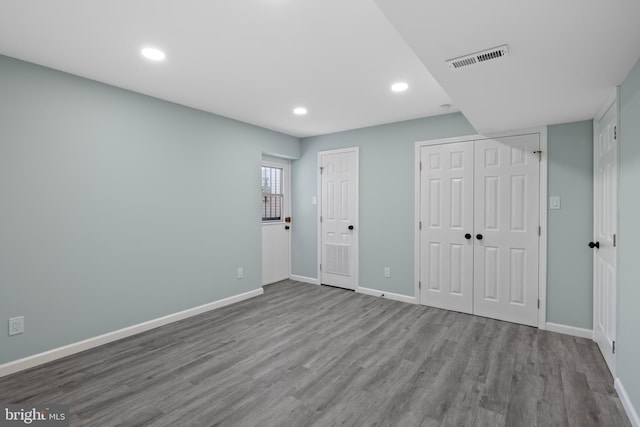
[419,141,474,313]
[473,135,540,326]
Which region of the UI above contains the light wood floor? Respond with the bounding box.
[0,280,630,426]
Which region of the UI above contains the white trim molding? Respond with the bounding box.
[0,288,264,378]
[356,286,416,305]
[537,126,548,329]
[545,322,593,339]
[616,378,640,427]
[289,274,320,285]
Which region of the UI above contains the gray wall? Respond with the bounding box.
[291,114,476,296]
[619,56,640,418]
[292,116,594,328]
[4,52,631,416]
[0,55,300,364]
[547,121,593,329]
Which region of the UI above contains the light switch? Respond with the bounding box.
[550,196,561,210]
[312,196,317,205]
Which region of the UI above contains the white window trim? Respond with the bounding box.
[262,156,290,226]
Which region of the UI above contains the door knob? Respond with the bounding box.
[348,225,354,230]
[588,241,600,249]
[476,234,483,240]
[285,225,290,230]
[465,233,472,240]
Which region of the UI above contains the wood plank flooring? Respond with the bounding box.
[0,280,631,426]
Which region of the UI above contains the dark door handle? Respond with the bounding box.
[476,234,483,240]
[285,225,290,230]
[465,233,472,240]
[348,225,354,230]
[588,241,599,249]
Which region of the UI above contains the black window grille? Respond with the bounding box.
[262,166,283,221]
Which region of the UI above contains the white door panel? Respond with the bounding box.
[261,158,290,286]
[262,223,289,285]
[320,149,358,290]
[473,135,540,326]
[420,141,474,313]
[594,103,617,375]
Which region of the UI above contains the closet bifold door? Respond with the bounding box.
[419,141,474,314]
[472,134,540,327]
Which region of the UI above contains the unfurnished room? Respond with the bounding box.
[1,1,640,426]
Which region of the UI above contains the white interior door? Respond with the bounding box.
[593,101,617,375]
[473,134,540,327]
[319,148,358,290]
[419,141,474,313]
[418,134,541,327]
[261,157,290,286]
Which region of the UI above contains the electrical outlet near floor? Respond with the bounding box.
[9,316,24,336]
[237,267,244,279]
[384,267,391,278]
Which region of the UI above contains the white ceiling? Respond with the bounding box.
[0,0,456,138]
[1,1,639,138]
[374,0,640,134]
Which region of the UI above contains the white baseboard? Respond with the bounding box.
[356,286,416,304]
[616,378,640,427]
[0,287,264,378]
[545,322,593,339]
[289,274,319,285]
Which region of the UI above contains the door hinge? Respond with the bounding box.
[320,216,323,223]
[613,340,616,354]
[538,299,540,309]
[319,166,324,174]
[320,263,322,271]
[614,126,617,140]
[539,226,541,236]
[613,233,617,247]
[419,221,422,230]
[420,162,422,171]
[419,281,421,290]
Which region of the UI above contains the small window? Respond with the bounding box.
[262,166,283,221]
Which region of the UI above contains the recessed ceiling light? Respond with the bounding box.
[141,47,166,61]
[293,107,308,115]
[391,82,409,92]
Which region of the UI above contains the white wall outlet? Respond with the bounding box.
[384,267,391,278]
[237,267,244,279]
[550,196,561,210]
[312,196,317,205]
[9,316,24,336]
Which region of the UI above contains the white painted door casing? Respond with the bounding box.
[319,148,359,290]
[593,100,618,375]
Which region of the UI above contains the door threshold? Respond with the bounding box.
[321,284,355,292]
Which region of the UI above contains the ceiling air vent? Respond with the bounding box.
[446,45,509,70]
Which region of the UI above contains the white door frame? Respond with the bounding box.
[317,147,359,290]
[261,155,291,285]
[592,88,619,374]
[414,127,548,328]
